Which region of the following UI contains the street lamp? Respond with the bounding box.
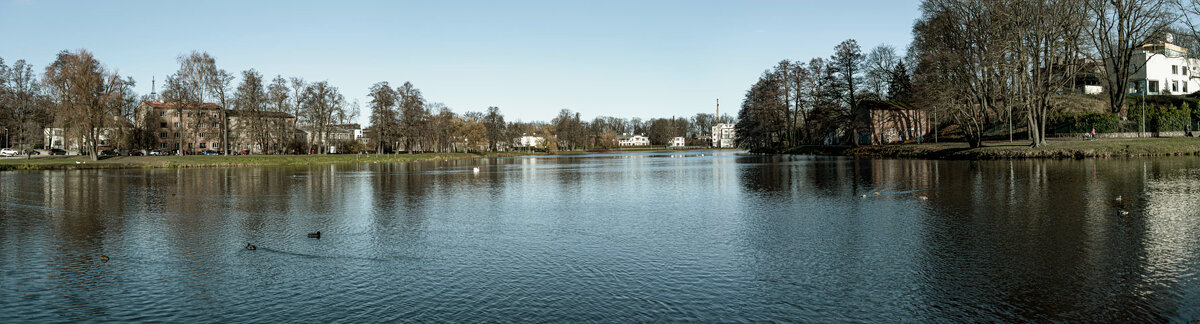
[2,127,8,148]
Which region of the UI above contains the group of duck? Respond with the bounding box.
[859,191,929,201]
[244,231,321,250]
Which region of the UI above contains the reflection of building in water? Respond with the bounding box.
[1140,165,1200,283]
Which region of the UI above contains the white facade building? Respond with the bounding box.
[667,136,686,148]
[711,123,735,148]
[516,135,545,148]
[1129,40,1200,95]
[618,134,650,146]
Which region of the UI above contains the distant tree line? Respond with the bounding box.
[4,50,739,158]
[735,40,912,151]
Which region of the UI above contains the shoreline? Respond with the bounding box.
[0,147,732,171]
[781,137,1200,160]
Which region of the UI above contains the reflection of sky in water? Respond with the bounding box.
[1,153,1199,322]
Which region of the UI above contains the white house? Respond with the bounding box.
[1129,37,1200,95]
[618,134,649,146]
[711,123,735,148]
[667,136,686,148]
[515,135,545,148]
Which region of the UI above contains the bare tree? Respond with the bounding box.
[484,106,506,151]
[211,69,234,154]
[163,51,217,155]
[864,45,900,100]
[3,59,52,156]
[367,81,398,153]
[912,0,1009,148]
[42,50,129,160]
[266,75,290,153]
[830,39,865,145]
[233,69,267,153]
[396,81,427,153]
[1009,0,1088,147]
[1087,0,1172,113]
[299,81,344,154]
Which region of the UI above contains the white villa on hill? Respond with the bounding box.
[618,134,649,146]
[1130,36,1200,95]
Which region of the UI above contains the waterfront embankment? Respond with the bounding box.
[0,147,731,171]
[0,152,513,171]
[784,137,1200,159]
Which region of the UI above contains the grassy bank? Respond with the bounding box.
[0,152,526,171]
[784,137,1200,159]
[0,147,736,171]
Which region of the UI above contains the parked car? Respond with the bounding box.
[0,148,18,157]
[99,150,120,157]
[49,149,67,155]
[149,149,168,156]
[127,150,144,156]
[24,149,41,155]
[201,150,220,155]
[237,150,250,155]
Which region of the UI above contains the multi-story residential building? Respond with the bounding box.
[135,101,297,154]
[226,110,298,154]
[134,101,225,153]
[711,123,735,148]
[1129,37,1199,95]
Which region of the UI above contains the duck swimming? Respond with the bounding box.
[245,243,256,250]
[99,255,109,262]
[307,231,321,239]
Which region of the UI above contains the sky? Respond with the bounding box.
[0,0,920,124]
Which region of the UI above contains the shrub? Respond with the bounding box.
[1050,112,1121,134]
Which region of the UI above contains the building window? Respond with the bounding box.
[200,133,206,139]
[174,132,180,138]
[1185,66,1190,75]
[213,122,219,128]
[174,122,180,128]
[200,143,206,148]
[1149,80,1159,92]
[1172,65,1179,74]
[160,122,167,128]
[212,113,219,119]
[159,111,166,117]
[160,143,167,149]
[159,132,167,139]
[1173,81,1179,92]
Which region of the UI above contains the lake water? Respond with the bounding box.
[2,151,1200,322]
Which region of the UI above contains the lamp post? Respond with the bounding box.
[1141,79,1147,138]
[2,127,8,149]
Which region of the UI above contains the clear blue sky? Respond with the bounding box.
[0,0,919,124]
